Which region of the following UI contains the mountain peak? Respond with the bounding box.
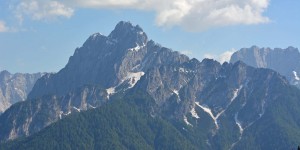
[285,46,299,53]
[108,21,147,43]
[87,32,105,41]
[250,45,260,49]
[0,70,10,75]
[115,21,142,31]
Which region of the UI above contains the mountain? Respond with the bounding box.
[2,62,300,149]
[230,46,300,88]
[0,71,44,113]
[1,22,300,149]
[0,21,189,141]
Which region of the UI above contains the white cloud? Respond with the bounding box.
[218,50,236,63]
[203,53,216,60]
[0,20,9,32]
[11,0,270,31]
[180,50,193,56]
[204,49,236,63]
[154,0,270,31]
[66,0,140,8]
[15,0,74,22]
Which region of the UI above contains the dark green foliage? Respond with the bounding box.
[0,93,196,150]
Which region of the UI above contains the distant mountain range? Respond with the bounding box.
[0,21,300,150]
[0,71,43,113]
[230,46,300,88]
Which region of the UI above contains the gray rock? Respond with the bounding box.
[0,71,44,113]
[230,46,300,88]
[0,85,107,141]
[28,21,189,99]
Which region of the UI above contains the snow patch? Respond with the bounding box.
[231,88,240,102]
[184,116,193,126]
[234,113,243,134]
[172,89,181,102]
[125,72,145,88]
[59,111,63,119]
[179,67,189,73]
[293,71,300,81]
[138,31,144,35]
[128,43,146,52]
[72,106,81,112]
[65,111,71,115]
[173,90,179,96]
[230,113,244,150]
[91,33,102,40]
[89,104,97,109]
[190,107,200,119]
[106,72,145,99]
[106,87,116,99]
[195,102,219,129]
[197,87,242,129]
[59,111,72,119]
[259,99,266,117]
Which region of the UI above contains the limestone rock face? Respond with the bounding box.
[28,21,189,99]
[0,71,43,113]
[230,46,300,88]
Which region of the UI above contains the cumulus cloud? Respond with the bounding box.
[152,0,270,31]
[218,50,236,63]
[204,49,236,63]
[65,0,140,8]
[11,0,270,31]
[0,20,9,32]
[180,50,193,56]
[14,0,74,22]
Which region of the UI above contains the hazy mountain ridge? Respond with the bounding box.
[0,85,108,141]
[0,71,44,113]
[230,46,300,88]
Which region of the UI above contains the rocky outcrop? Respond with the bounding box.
[0,71,43,113]
[0,85,107,141]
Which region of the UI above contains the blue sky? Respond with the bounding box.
[0,0,299,73]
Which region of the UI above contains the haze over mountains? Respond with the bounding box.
[0,21,300,150]
[0,71,43,113]
[230,46,300,88]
